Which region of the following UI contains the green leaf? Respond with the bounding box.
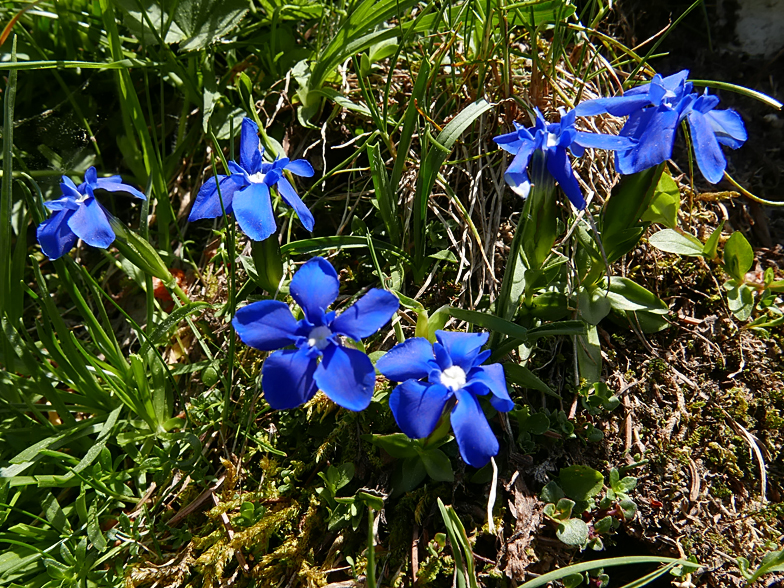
[429,249,459,263]
[115,0,249,51]
[509,0,577,25]
[42,493,72,534]
[447,307,528,341]
[726,283,754,321]
[363,433,419,459]
[702,220,725,260]
[556,518,590,546]
[559,465,604,501]
[648,229,704,256]
[723,231,754,283]
[541,481,565,503]
[606,277,669,314]
[594,515,614,535]
[601,164,665,262]
[504,362,559,399]
[578,286,611,325]
[367,141,401,246]
[312,88,373,117]
[417,448,454,482]
[258,0,323,21]
[87,499,108,552]
[355,491,385,511]
[640,171,681,228]
[576,325,602,384]
[250,236,285,293]
[518,557,697,588]
[618,498,637,520]
[139,302,211,356]
[391,456,427,496]
[521,411,551,435]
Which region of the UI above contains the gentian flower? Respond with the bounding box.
[493,108,634,209]
[376,331,514,468]
[36,166,146,260]
[232,257,399,411]
[575,70,747,183]
[189,117,315,241]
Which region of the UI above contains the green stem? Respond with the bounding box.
[366,507,376,588]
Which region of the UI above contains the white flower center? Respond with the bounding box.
[76,193,90,204]
[249,171,265,183]
[440,365,467,391]
[546,132,559,148]
[307,326,332,350]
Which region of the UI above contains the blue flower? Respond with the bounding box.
[36,166,146,260]
[189,117,315,241]
[575,70,747,183]
[376,331,514,468]
[493,108,634,209]
[232,257,400,411]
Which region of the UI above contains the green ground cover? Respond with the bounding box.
[0,0,783,586]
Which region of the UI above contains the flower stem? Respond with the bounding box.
[366,506,376,588]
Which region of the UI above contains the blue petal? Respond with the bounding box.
[261,348,318,409]
[285,159,315,177]
[434,331,489,372]
[66,197,115,248]
[660,70,690,93]
[573,131,636,152]
[451,389,499,468]
[314,344,375,411]
[44,195,79,211]
[376,337,437,382]
[545,147,586,210]
[239,118,262,174]
[559,108,577,132]
[389,380,451,439]
[94,177,146,200]
[290,257,339,325]
[615,108,679,175]
[233,183,277,241]
[188,175,245,221]
[687,110,726,184]
[59,177,82,200]
[493,130,525,154]
[466,364,514,412]
[331,288,399,340]
[84,166,99,185]
[504,140,537,198]
[37,210,78,260]
[433,342,452,371]
[233,300,301,351]
[276,176,315,232]
[575,95,655,117]
[705,109,747,149]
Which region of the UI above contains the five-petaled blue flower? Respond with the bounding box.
[493,108,634,209]
[37,166,146,260]
[232,257,400,412]
[376,331,514,468]
[189,117,315,241]
[574,70,747,184]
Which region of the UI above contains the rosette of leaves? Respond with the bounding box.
[541,466,638,550]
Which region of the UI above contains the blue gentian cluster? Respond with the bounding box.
[496,69,747,206]
[33,68,750,470]
[37,166,146,260]
[232,257,399,412]
[188,118,315,241]
[377,331,513,467]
